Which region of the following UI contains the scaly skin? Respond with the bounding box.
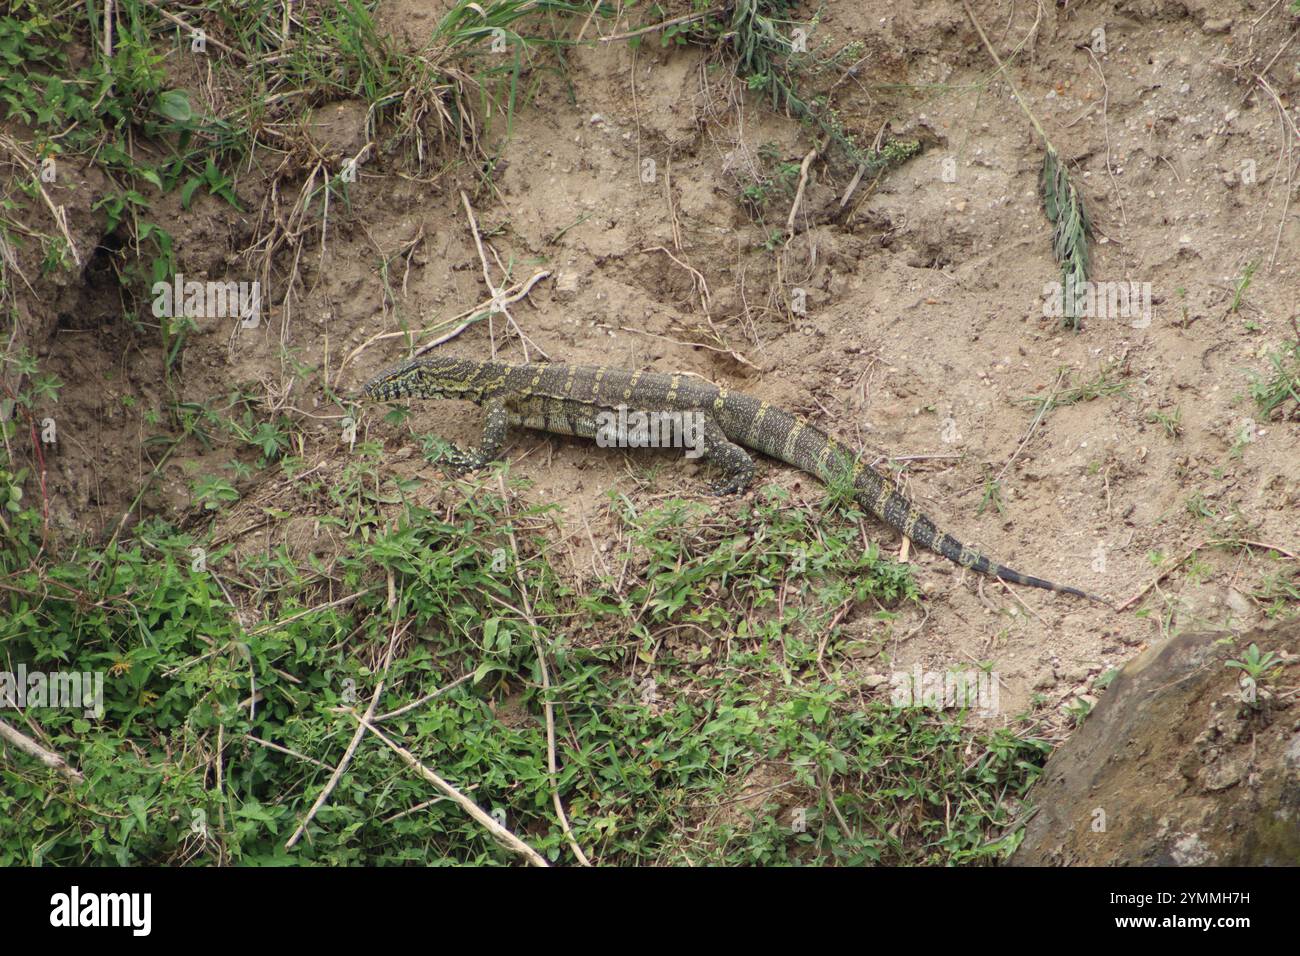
[361,356,1105,602]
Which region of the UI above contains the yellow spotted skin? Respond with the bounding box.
[360,356,1100,600]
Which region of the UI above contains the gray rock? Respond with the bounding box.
[1009,619,1300,866]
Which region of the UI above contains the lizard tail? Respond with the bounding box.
[855,471,1108,604]
[930,530,1107,603]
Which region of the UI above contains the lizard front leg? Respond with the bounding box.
[699,417,756,496]
[441,399,508,472]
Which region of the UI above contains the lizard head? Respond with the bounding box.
[361,356,489,402]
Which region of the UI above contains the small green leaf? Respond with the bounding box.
[127,795,150,832]
[155,90,191,122]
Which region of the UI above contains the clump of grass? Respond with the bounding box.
[1227,259,1259,315]
[1185,493,1216,522]
[977,470,1004,516]
[735,137,918,234]
[652,1,913,169]
[1253,569,1300,620]
[1248,321,1300,420]
[737,141,804,219]
[724,0,861,162]
[1016,361,1130,418]
[1146,406,1183,440]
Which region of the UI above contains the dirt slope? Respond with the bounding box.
[17,0,1300,729]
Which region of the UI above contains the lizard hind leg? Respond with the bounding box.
[440,399,509,473]
[698,418,756,496]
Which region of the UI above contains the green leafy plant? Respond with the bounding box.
[1248,327,1300,421]
[1225,643,1282,682]
[190,475,240,510]
[180,158,243,211]
[1225,643,1286,709]
[0,465,27,513]
[0,448,1058,866]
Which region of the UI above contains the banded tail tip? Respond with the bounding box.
[994,568,1111,607]
[1059,585,1114,608]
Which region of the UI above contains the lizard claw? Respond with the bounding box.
[440,446,488,474]
[707,477,747,496]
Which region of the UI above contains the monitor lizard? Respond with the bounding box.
[360,355,1105,603]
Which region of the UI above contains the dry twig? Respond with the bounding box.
[0,718,84,783]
